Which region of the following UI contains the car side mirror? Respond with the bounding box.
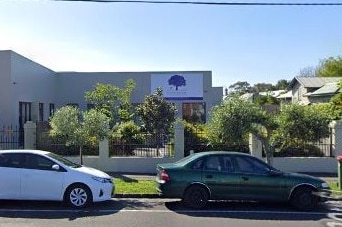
[52,164,60,171]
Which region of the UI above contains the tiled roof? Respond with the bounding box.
[290,77,342,88]
[306,82,340,96]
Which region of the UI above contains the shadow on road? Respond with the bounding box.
[0,198,155,220]
[165,200,331,221]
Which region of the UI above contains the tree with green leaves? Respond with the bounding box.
[272,104,330,153]
[49,106,110,164]
[227,81,253,97]
[84,79,136,126]
[316,56,342,77]
[206,97,277,164]
[329,80,342,120]
[273,79,290,90]
[137,88,177,155]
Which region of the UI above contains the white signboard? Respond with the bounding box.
[151,73,203,100]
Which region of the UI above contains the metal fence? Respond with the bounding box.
[0,125,24,150]
[109,132,174,157]
[35,122,99,156]
[184,129,250,157]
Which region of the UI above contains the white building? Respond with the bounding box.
[0,50,223,127]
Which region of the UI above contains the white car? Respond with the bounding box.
[0,149,115,208]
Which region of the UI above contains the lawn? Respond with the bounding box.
[113,178,158,194]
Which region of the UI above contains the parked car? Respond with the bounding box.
[156,151,330,211]
[0,149,114,208]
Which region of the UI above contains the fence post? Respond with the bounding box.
[99,138,109,171]
[249,133,263,159]
[330,121,342,157]
[174,121,184,160]
[24,121,37,149]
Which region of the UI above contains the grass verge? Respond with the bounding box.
[114,179,158,194]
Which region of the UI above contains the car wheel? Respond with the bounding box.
[290,187,318,211]
[183,185,209,209]
[65,184,92,208]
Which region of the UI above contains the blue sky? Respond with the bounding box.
[1,0,342,88]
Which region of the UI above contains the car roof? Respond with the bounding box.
[192,151,251,158]
[0,149,50,155]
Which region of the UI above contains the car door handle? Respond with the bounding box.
[242,176,249,181]
[205,175,213,179]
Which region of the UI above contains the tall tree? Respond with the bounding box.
[84,79,136,126]
[297,66,317,77]
[253,83,274,92]
[227,81,253,97]
[137,88,177,155]
[49,106,110,164]
[316,56,342,77]
[274,79,290,90]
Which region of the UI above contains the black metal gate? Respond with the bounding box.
[0,125,24,150]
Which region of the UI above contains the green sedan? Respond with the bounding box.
[156,151,330,211]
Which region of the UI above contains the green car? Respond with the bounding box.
[156,151,330,211]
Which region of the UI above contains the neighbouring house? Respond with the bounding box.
[287,76,342,105]
[0,50,223,129]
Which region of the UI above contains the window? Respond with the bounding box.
[49,103,55,117]
[222,156,235,172]
[25,154,56,171]
[190,158,204,170]
[204,156,221,171]
[0,153,24,168]
[39,103,44,121]
[19,102,32,128]
[182,103,206,123]
[236,156,270,174]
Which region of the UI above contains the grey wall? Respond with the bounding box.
[0,50,223,125]
[0,51,12,126]
[11,52,57,125]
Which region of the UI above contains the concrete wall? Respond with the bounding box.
[0,51,12,126]
[273,157,337,173]
[0,51,57,126]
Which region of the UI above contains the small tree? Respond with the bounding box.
[137,88,177,155]
[272,104,330,153]
[49,106,110,164]
[84,79,136,126]
[206,96,278,164]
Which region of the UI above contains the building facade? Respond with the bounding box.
[0,50,223,127]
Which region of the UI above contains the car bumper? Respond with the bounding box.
[92,182,115,202]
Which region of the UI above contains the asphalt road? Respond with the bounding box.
[0,199,341,227]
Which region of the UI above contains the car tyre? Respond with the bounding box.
[290,187,318,211]
[65,184,92,208]
[183,185,209,209]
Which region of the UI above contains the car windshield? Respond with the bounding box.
[46,152,82,168]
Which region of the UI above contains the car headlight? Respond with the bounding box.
[321,182,329,189]
[92,176,112,184]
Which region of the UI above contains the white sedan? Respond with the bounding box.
[0,149,115,208]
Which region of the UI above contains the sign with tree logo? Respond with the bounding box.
[151,73,203,100]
